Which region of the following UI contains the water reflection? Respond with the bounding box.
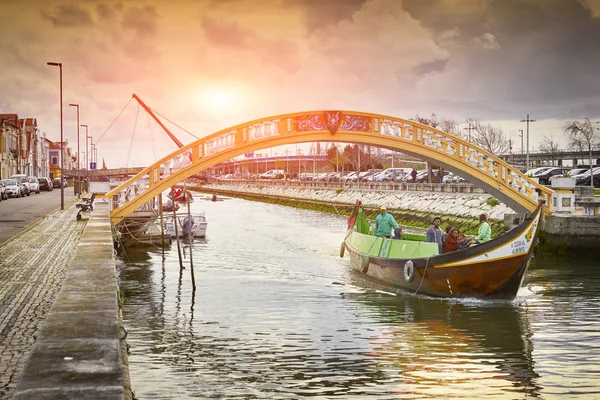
[342,288,541,398]
[118,198,600,399]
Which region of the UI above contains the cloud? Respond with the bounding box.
[40,3,94,27]
[199,15,301,73]
[473,33,499,50]
[122,5,159,36]
[200,16,255,48]
[578,0,600,17]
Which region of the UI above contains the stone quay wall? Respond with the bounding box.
[12,202,132,400]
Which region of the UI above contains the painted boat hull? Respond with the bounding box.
[343,204,543,299]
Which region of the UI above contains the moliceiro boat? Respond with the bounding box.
[341,201,544,299]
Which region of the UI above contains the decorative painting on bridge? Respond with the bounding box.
[294,111,372,134]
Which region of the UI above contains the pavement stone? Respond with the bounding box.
[0,203,85,400]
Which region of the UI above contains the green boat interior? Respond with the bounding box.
[348,206,439,259]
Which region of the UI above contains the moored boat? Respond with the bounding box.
[164,212,208,239]
[341,201,544,299]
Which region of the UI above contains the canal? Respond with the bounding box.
[117,196,600,399]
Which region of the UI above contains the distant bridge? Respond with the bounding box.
[500,150,600,166]
[62,167,144,179]
[101,109,553,225]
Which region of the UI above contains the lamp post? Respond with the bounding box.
[68,103,80,198]
[47,61,64,210]
[520,115,536,171]
[81,124,88,170]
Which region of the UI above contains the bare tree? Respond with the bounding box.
[466,118,510,155]
[439,118,461,137]
[565,118,599,168]
[538,135,560,166]
[413,113,439,128]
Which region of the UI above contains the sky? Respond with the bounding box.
[1,0,599,168]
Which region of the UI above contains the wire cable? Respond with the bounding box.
[95,97,134,145]
[126,104,140,167]
[149,107,200,140]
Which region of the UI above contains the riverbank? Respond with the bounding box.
[191,181,600,256]
[194,182,509,236]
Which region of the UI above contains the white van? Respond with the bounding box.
[259,169,285,179]
[375,168,410,182]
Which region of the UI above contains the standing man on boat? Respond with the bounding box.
[375,205,399,238]
[426,217,444,254]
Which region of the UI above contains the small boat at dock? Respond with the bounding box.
[341,200,543,299]
[164,212,208,239]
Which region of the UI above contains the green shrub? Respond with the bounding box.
[335,188,344,195]
[486,197,500,207]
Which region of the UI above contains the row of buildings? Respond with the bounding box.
[0,113,75,180]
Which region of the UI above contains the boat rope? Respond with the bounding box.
[126,103,141,168]
[95,97,134,145]
[414,255,431,295]
[331,202,343,218]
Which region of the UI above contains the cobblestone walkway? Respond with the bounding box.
[0,204,85,399]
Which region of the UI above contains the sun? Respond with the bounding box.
[193,86,240,112]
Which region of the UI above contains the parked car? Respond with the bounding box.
[27,176,40,194]
[38,177,53,191]
[52,178,67,188]
[2,179,22,198]
[536,167,571,185]
[10,174,30,196]
[574,167,600,187]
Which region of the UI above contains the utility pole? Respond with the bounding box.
[518,129,524,155]
[520,115,536,171]
[463,121,475,142]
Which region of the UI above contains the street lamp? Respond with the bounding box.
[81,124,88,170]
[47,61,64,210]
[68,103,80,198]
[520,115,536,171]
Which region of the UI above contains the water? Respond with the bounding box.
[117,197,600,399]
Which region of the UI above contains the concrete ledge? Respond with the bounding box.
[13,203,130,400]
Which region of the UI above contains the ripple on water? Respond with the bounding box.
[119,198,600,399]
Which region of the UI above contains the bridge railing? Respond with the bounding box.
[105,110,554,221]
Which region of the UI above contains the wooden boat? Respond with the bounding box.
[341,201,544,299]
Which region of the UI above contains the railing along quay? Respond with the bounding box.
[205,178,487,194]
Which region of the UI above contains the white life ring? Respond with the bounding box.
[404,260,415,283]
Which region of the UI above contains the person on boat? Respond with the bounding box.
[212,193,218,202]
[474,213,491,244]
[392,227,403,240]
[164,197,180,212]
[457,233,473,249]
[426,217,444,253]
[442,225,453,244]
[375,205,399,238]
[443,228,460,253]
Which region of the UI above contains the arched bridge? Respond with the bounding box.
[103,110,553,225]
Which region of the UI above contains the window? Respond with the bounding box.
[51,156,58,164]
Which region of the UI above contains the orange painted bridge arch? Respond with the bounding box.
[106,110,553,225]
